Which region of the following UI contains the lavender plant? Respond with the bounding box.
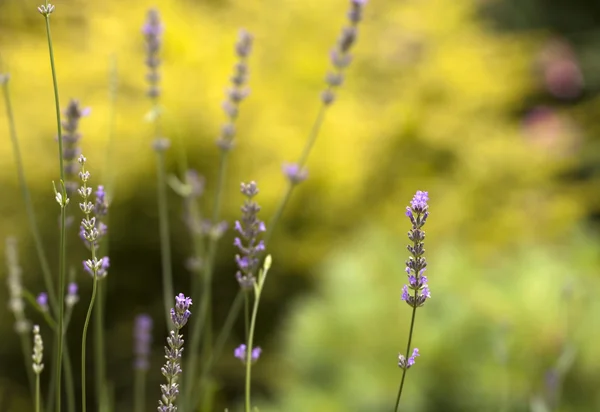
[77,154,109,412]
[158,294,193,412]
[142,8,176,327]
[1,1,375,411]
[133,314,153,412]
[394,191,431,411]
[32,325,45,412]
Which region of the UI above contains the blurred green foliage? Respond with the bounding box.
[0,0,599,410]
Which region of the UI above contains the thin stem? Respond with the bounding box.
[63,343,76,412]
[35,372,41,412]
[394,297,418,412]
[81,276,99,412]
[134,369,146,412]
[244,303,259,412]
[244,291,250,341]
[265,103,328,245]
[2,81,58,314]
[156,148,174,325]
[193,289,244,409]
[193,103,330,412]
[94,280,107,409]
[184,151,229,410]
[43,9,67,412]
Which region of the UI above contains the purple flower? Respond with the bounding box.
[398,348,420,370]
[60,99,90,197]
[282,163,309,185]
[216,29,254,151]
[65,282,79,308]
[321,0,368,105]
[171,293,192,328]
[134,314,153,371]
[407,348,419,366]
[158,293,191,411]
[37,293,48,312]
[143,8,163,99]
[83,256,110,278]
[234,182,266,289]
[234,343,262,364]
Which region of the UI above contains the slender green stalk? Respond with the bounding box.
[192,290,244,409]
[94,281,107,410]
[41,5,68,411]
[134,369,147,412]
[63,343,76,412]
[394,294,418,412]
[35,371,41,412]
[1,80,58,313]
[156,147,174,324]
[244,256,271,412]
[244,291,250,340]
[81,276,99,412]
[95,56,118,412]
[193,103,330,411]
[183,151,229,409]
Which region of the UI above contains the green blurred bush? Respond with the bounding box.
[259,226,600,412]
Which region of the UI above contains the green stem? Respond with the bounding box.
[156,148,174,325]
[244,291,250,341]
[183,151,229,410]
[35,372,41,412]
[192,290,244,409]
[193,103,330,412]
[81,276,99,412]
[63,342,76,412]
[43,7,67,412]
[1,81,58,314]
[394,298,417,412]
[94,280,107,409]
[134,369,146,412]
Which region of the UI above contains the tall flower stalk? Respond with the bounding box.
[32,325,45,412]
[394,191,431,411]
[143,8,175,325]
[77,155,109,412]
[158,294,193,412]
[192,3,368,409]
[234,255,271,412]
[38,3,68,411]
[183,29,254,411]
[1,74,58,315]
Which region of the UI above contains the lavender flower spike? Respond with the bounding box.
[32,325,44,375]
[37,292,49,312]
[321,0,368,105]
[216,29,254,151]
[234,182,266,289]
[134,314,153,371]
[142,8,163,100]
[61,99,90,197]
[394,190,432,411]
[158,294,192,412]
[234,343,262,364]
[65,282,79,308]
[5,237,30,334]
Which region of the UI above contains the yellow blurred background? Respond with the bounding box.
[1,0,600,410]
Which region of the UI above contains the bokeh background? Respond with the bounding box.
[1,0,600,410]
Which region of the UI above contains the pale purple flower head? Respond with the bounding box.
[133,314,153,371]
[37,293,48,312]
[282,163,309,185]
[65,282,79,307]
[234,182,266,289]
[171,293,192,328]
[142,8,163,99]
[234,343,262,364]
[83,256,110,278]
[398,348,420,369]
